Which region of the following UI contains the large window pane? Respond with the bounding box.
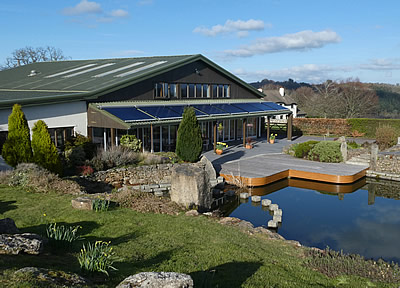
[188,84,195,98]
[203,84,210,98]
[180,84,187,98]
[196,84,202,98]
[170,84,177,98]
[212,84,217,98]
[224,85,230,98]
[155,83,162,98]
[218,84,223,97]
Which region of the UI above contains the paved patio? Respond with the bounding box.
[203,136,369,186]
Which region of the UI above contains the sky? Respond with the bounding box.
[1,0,400,84]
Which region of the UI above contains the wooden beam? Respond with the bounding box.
[243,118,247,147]
[287,113,293,141]
[150,124,154,153]
[267,116,270,143]
[110,128,115,147]
[213,121,217,151]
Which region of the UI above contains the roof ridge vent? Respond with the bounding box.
[28,70,40,77]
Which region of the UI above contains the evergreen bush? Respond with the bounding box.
[308,141,343,163]
[293,140,319,158]
[176,107,202,162]
[2,104,33,167]
[32,120,62,175]
[120,135,142,152]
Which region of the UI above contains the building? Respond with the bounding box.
[261,87,306,119]
[0,54,292,152]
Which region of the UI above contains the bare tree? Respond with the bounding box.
[2,46,68,69]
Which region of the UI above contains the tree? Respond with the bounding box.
[176,107,203,162]
[3,46,68,69]
[32,120,62,175]
[2,104,33,167]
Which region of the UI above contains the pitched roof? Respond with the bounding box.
[0,54,264,107]
[262,89,296,105]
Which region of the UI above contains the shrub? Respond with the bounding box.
[2,104,33,167]
[176,107,202,162]
[46,223,81,249]
[90,146,140,170]
[308,141,343,163]
[1,163,82,194]
[120,135,142,152]
[376,124,397,150]
[293,140,319,158]
[64,145,86,167]
[31,120,62,175]
[78,241,117,275]
[347,140,360,149]
[65,134,97,160]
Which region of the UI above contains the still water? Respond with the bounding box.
[227,177,400,263]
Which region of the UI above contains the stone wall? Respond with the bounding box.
[376,155,400,174]
[92,163,178,188]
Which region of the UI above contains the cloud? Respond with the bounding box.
[359,58,400,71]
[223,30,341,57]
[62,0,102,15]
[233,64,351,83]
[110,9,129,18]
[193,19,267,37]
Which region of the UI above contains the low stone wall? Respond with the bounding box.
[376,154,400,174]
[92,163,177,188]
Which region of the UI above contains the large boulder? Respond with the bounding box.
[199,156,216,180]
[170,163,212,211]
[0,218,19,234]
[116,272,193,288]
[71,197,93,210]
[15,267,90,287]
[0,233,44,255]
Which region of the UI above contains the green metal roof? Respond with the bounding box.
[0,54,265,107]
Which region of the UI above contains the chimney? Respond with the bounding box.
[279,87,285,97]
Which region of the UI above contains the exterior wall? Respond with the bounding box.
[95,60,260,102]
[0,101,88,136]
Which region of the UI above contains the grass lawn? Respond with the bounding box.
[0,186,396,287]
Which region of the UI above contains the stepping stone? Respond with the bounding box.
[251,196,261,202]
[273,215,282,223]
[240,193,249,199]
[274,209,283,216]
[267,220,278,228]
[269,204,279,211]
[261,199,272,207]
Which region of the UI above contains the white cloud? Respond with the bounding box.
[62,0,102,15]
[110,9,129,18]
[193,19,266,37]
[359,58,400,70]
[223,30,341,57]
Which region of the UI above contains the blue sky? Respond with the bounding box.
[1,0,399,84]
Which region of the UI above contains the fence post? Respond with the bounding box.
[370,143,378,171]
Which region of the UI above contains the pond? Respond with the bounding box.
[225,177,400,263]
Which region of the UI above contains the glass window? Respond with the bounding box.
[155,83,162,98]
[218,84,223,97]
[224,85,230,98]
[196,84,202,98]
[203,84,210,98]
[163,83,169,98]
[170,84,177,98]
[180,84,187,98]
[212,84,217,98]
[188,84,195,98]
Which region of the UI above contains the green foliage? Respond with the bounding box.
[65,134,97,160]
[31,120,62,175]
[347,141,360,149]
[92,198,110,212]
[306,247,400,283]
[308,141,343,163]
[78,241,117,276]
[175,107,202,162]
[2,104,33,167]
[120,135,142,152]
[293,140,319,158]
[46,222,81,249]
[376,124,397,150]
[90,146,140,171]
[347,118,400,138]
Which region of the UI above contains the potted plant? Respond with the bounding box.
[270,133,277,144]
[215,142,228,155]
[245,137,253,149]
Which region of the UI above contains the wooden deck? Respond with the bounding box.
[218,153,369,187]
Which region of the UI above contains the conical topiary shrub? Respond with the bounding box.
[2,104,33,167]
[32,120,62,175]
[176,107,202,162]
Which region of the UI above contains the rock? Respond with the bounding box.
[273,215,282,222]
[0,218,19,234]
[200,156,217,180]
[261,199,271,207]
[336,136,346,143]
[254,227,285,240]
[269,204,279,211]
[170,163,212,211]
[218,217,242,225]
[267,220,278,228]
[340,141,347,162]
[251,196,261,202]
[185,210,199,217]
[274,209,283,216]
[116,272,194,288]
[0,233,44,255]
[240,192,249,199]
[71,197,93,210]
[15,267,90,287]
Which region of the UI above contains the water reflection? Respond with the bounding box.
[226,177,400,263]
